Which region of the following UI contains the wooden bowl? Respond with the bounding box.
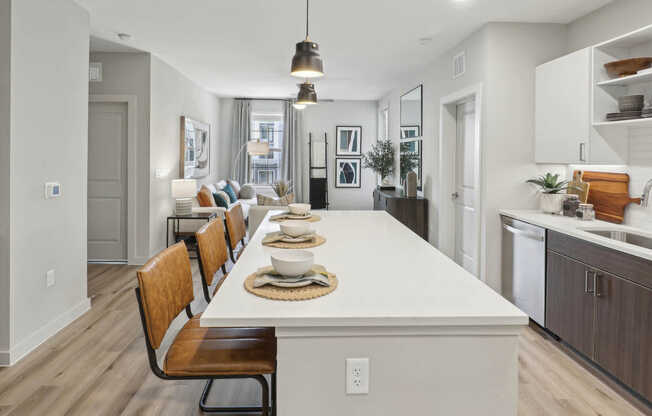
[604,57,652,78]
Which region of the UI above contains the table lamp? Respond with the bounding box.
[171,179,197,216]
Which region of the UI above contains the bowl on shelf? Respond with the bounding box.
[618,95,645,112]
[288,203,311,216]
[271,250,314,277]
[280,220,312,237]
[605,57,652,78]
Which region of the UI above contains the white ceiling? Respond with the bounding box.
[77,0,611,100]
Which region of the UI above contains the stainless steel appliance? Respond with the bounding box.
[501,216,546,326]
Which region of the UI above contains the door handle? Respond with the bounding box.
[451,192,459,200]
[584,270,595,294]
[594,273,601,297]
[579,142,586,162]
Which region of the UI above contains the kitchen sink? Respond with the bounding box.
[580,228,652,250]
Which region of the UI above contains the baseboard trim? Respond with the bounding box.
[0,298,91,366]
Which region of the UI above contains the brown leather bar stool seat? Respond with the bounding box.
[196,219,231,302]
[135,242,276,415]
[224,204,248,264]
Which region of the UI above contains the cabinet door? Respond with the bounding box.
[546,251,595,358]
[594,272,652,400]
[535,48,590,164]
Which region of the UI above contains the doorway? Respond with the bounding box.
[88,102,128,262]
[439,84,483,280]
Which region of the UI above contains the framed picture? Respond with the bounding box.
[401,125,420,139]
[336,126,362,156]
[335,158,361,188]
[180,116,211,179]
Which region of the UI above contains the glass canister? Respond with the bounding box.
[576,203,595,221]
[563,195,580,217]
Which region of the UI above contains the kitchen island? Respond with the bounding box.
[201,210,528,415]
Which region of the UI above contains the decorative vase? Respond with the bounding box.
[406,171,417,198]
[540,193,565,214]
[378,175,395,190]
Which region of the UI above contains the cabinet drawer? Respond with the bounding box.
[547,231,652,290]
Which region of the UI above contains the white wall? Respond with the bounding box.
[218,97,235,180]
[378,23,567,292]
[149,55,221,255]
[89,52,151,263]
[0,0,11,354]
[566,0,652,231]
[301,101,378,210]
[1,0,90,365]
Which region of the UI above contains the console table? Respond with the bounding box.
[373,188,428,240]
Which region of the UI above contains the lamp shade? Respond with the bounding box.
[171,179,197,198]
[291,41,324,78]
[247,141,270,156]
[296,82,317,105]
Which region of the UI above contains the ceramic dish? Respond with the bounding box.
[288,203,311,216]
[618,95,644,112]
[270,250,314,277]
[280,220,312,237]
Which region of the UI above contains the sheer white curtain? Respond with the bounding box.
[231,99,251,183]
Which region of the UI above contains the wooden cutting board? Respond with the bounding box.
[567,170,590,203]
[574,171,641,223]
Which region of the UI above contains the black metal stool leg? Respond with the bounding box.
[198,376,271,414]
[271,372,277,416]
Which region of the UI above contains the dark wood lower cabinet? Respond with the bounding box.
[594,272,652,400]
[546,231,652,404]
[373,189,428,240]
[546,251,595,359]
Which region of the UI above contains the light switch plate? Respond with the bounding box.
[46,270,55,287]
[346,358,369,395]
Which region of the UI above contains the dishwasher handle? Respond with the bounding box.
[503,223,545,242]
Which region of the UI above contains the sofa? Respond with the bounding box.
[180,181,289,237]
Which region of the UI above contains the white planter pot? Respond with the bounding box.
[540,193,565,214]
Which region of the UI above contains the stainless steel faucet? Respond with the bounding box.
[642,179,652,208]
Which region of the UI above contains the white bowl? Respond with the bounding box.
[288,203,311,216]
[271,250,314,277]
[280,220,312,237]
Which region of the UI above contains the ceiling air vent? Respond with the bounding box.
[89,62,102,82]
[453,51,465,79]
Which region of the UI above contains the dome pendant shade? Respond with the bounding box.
[296,82,317,105]
[291,40,324,78]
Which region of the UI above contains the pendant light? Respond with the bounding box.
[292,102,307,110]
[296,81,317,105]
[291,0,324,78]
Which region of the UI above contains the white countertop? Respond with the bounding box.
[500,209,652,261]
[201,210,527,328]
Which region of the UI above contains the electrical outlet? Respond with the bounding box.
[346,358,369,394]
[46,270,55,287]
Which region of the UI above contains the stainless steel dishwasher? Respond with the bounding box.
[501,216,546,326]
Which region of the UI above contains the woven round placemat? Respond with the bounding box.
[263,234,326,249]
[244,266,337,301]
[270,214,321,223]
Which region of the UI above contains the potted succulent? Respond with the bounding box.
[362,139,395,189]
[526,173,573,214]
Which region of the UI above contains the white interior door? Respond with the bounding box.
[88,102,128,261]
[453,100,479,276]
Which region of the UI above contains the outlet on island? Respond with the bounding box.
[346,358,369,395]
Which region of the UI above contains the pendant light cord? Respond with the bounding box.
[305,0,310,40]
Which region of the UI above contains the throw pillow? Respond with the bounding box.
[239,184,256,199]
[257,193,295,206]
[197,186,216,207]
[223,183,238,203]
[212,192,229,208]
[216,179,227,190]
[227,179,241,197]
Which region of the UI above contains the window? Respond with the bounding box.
[250,113,283,185]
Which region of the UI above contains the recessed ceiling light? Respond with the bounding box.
[117,33,132,41]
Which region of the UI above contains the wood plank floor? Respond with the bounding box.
[0,262,647,416]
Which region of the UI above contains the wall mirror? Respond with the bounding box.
[400,85,423,189]
[180,116,211,179]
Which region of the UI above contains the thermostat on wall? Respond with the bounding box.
[45,182,62,199]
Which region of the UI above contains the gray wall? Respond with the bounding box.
[567,0,652,53]
[2,0,90,363]
[149,55,221,255]
[301,101,378,210]
[378,23,567,292]
[89,52,152,263]
[0,0,11,354]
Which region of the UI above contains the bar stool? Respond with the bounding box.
[134,242,276,415]
[195,219,230,302]
[224,204,247,263]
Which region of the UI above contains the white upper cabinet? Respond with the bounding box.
[535,45,630,165]
[536,48,590,164]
